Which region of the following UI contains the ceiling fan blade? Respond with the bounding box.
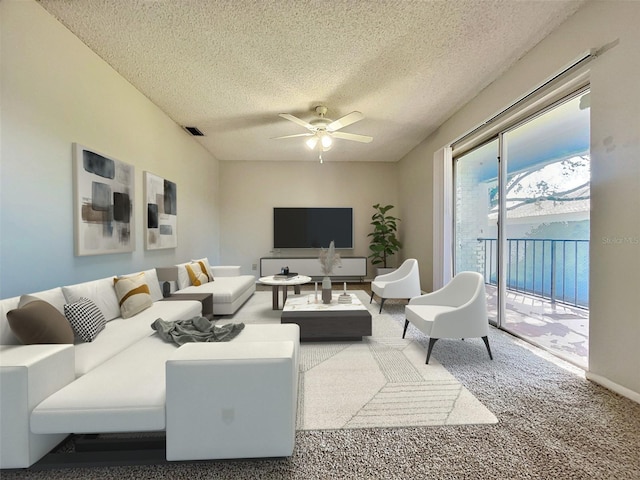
[271,133,314,140]
[330,131,373,143]
[278,113,314,131]
[326,111,364,132]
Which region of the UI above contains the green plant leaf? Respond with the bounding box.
[369,203,401,268]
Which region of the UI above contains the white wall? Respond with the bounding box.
[219,160,399,278]
[0,1,221,298]
[399,0,640,399]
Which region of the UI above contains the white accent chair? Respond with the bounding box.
[370,259,421,313]
[403,271,493,364]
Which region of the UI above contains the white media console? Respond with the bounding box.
[260,257,367,280]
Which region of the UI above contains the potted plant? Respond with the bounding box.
[368,203,402,275]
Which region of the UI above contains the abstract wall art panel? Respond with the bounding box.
[73,143,135,256]
[144,171,177,250]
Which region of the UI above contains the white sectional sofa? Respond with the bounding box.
[172,263,256,316]
[0,266,299,469]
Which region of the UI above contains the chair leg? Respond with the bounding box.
[402,319,409,339]
[426,338,438,364]
[369,292,374,304]
[482,336,493,360]
[379,298,385,313]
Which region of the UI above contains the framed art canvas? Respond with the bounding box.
[144,171,177,249]
[73,143,135,256]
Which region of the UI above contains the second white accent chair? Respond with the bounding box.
[403,271,493,364]
[370,259,421,313]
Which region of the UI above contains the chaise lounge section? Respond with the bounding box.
[161,260,256,316]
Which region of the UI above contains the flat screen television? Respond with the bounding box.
[273,207,353,249]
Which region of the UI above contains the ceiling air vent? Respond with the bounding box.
[183,126,205,136]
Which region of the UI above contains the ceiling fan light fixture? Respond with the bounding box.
[275,105,371,157]
[305,136,319,149]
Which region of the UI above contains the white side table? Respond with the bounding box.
[258,275,312,310]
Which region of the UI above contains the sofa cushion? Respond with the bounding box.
[64,297,106,342]
[209,266,241,277]
[73,300,202,377]
[185,262,209,286]
[62,278,121,322]
[31,335,178,434]
[145,269,164,302]
[113,273,153,319]
[7,300,74,345]
[176,262,191,290]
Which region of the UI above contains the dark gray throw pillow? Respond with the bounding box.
[7,300,75,344]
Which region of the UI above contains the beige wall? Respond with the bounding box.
[219,161,399,278]
[0,1,221,297]
[398,145,435,292]
[399,0,640,399]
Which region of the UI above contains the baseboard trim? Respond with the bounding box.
[586,372,640,404]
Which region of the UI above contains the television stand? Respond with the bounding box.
[260,257,366,281]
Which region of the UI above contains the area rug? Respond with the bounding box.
[224,290,498,430]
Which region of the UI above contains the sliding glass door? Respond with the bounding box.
[454,89,590,367]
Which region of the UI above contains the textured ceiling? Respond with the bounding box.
[38,0,585,162]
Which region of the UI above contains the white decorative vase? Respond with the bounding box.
[322,276,332,304]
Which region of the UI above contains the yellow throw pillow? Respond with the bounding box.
[113,273,153,319]
[197,260,214,281]
[191,258,214,281]
[185,262,209,286]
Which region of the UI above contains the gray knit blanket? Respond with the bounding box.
[151,316,245,346]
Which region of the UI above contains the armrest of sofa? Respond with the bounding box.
[0,344,75,468]
[211,266,241,277]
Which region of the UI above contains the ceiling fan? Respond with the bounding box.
[273,106,373,162]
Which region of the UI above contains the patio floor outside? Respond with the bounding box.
[486,284,589,369]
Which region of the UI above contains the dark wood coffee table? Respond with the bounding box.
[281,293,372,341]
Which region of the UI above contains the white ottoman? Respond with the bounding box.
[165,341,297,461]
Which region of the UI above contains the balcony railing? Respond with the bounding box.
[477,238,589,308]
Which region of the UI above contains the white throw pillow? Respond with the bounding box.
[113,273,153,319]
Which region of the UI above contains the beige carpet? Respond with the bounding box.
[225,290,497,430]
